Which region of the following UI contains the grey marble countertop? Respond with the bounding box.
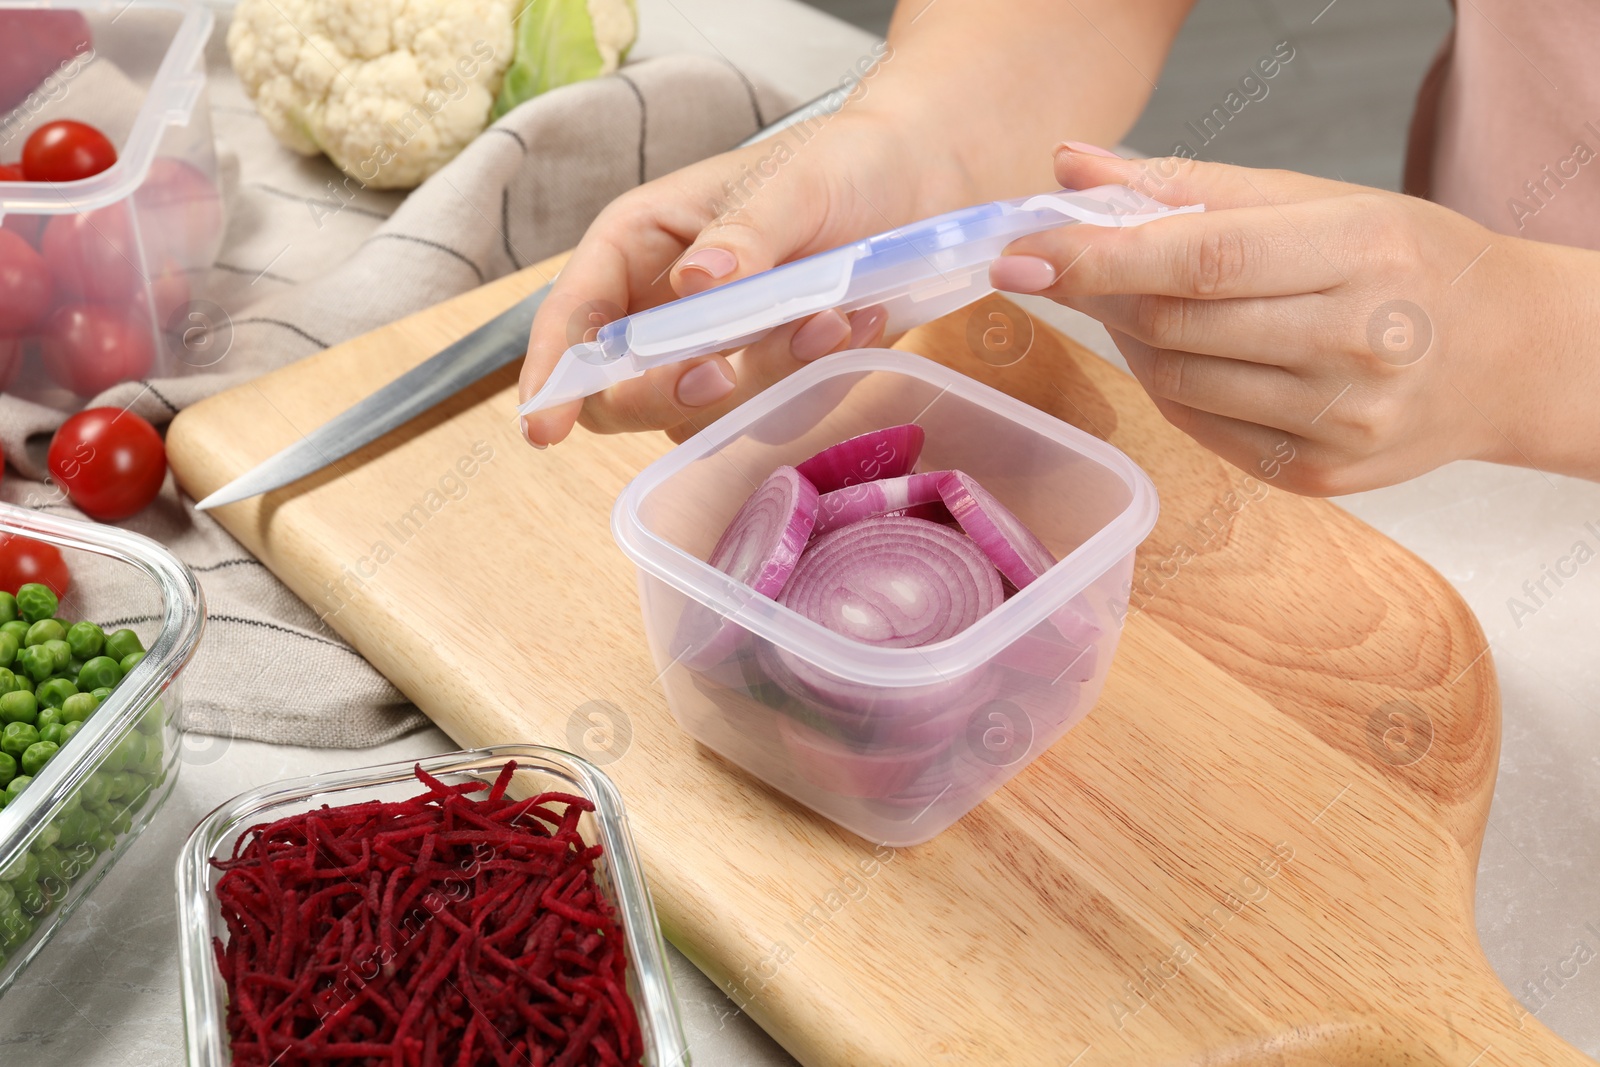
[3,1,1596,1063]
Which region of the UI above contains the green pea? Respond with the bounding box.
[60,693,96,724]
[30,823,58,850]
[0,692,36,727]
[66,657,85,678]
[14,646,52,684]
[0,850,34,886]
[41,639,70,672]
[107,808,131,835]
[76,657,121,692]
[134,701,162,736]
[128,784,151,813]
[23,619,63,648]
[35,708,62,731]
[108,771,140,801]
[136,737,163,775]
[113,731,144,771]
[64,622,104,660]
[36,725,63,747]
[4,776,31,804]
[0,753,14,788]
[119,651,145,676]
[11,673,30,694]
[60,722,82,745]
[0,902,33,945]
[0,669,15,695]
[79,773,110,808]
[15,584,58,624]
[0,724,38,760]
[0,621,26,644]
[20,742,56,776]
[34,679,76,711]
[0,592,15,624]
[0,633,16,669]
[91,831,114,853]
[16,879,46,915]
[103,629,143,664]
[90,687,110,703]
[56,809,97,848]
[0,882,12,911]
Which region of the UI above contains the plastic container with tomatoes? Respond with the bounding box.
[0,0,222,411]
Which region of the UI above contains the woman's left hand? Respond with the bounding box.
[991,146,1600,494]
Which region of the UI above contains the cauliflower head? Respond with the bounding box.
[227,0,515,189]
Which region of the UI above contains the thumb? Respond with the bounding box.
[1052,143,1348,210]
[668,175,826,297]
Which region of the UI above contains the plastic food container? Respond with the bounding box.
[0,503,204,994]
[614,349,1159,845]
[0,0,223,408]
[176,745,690,1067]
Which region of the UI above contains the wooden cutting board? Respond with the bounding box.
[167,257,1591,1066]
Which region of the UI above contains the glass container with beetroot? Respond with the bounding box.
[613,349,1159,845]
[176,746,689,1067]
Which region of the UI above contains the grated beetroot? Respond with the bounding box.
[210,762,643,1067]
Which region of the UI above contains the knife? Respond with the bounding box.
[194,84,860,511]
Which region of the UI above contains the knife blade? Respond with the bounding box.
[193,83,858,512]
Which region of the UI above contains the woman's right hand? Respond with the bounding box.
[517,111,972,446]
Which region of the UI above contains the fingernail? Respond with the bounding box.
[791,309,851,362]
[679,247,738,280]
[847,305,888,348]
[520,415,548,449]
[990,255,1058,294]
[677,360,736,407]
[1059,141,1122,159]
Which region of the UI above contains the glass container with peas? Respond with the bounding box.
[0,505,203,997]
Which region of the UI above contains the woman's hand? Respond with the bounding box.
[992,146,1600,493]
[517,112,973,447]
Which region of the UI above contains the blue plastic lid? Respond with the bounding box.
[521,185,1202,415]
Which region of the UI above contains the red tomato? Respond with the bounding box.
[133,258,190,333]
[42,303,154,396]
[0,163,44,245]
[22,120,116,183]
[41,202,142,302]
[48,407,167,521]
[0,11,91,115]
[0,229,52,333]
[0,533,70,597]
[132,158,223,267]
[0,335,19,392]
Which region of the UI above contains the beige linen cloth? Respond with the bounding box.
[0,52,787,747]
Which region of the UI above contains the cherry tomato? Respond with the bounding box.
[41,202,142,302]
[42,303,154,396]
[0,335,19,393]
[0,163,43,245]
[0,229,52,333]
[48,407,167,521]
[133,158,222,267]
[22,120,116,183]
[133,258,190,334]
[0,533,70,597]
[0,11,91,115]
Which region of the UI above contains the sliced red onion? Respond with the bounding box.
[938,470,1058,589]
[758,639,993,747]
[794,423,924,493]
[779,515,1002,648]
[777,715,954,798]
[996,597,1101,682]
[673,465,819,668]
[812,470,950,537]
